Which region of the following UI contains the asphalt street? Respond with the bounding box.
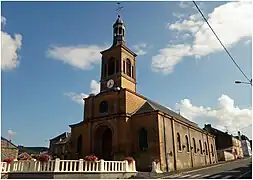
[162,157,252,179]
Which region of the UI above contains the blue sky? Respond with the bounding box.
[1,1,252,147]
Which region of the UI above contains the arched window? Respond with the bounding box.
[204,142,208,155]
[77,135,82,156]
[139,128,148,151]
[114,27,117,36]
[126,59,131,77]
[123,61,126,73]
[177,133,181,151]
[199,140,203,154]
[116,60,120,73]
[131,66,134,78]
[122,29,125,36]
[193,138,196,153]
[185,135,190,152]
[103,63,107,77]
[119,27,122,35]
[211,144,214,156]
[108,58,115,75]
[99,101,108,113]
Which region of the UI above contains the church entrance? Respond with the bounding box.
[94,126,113,160]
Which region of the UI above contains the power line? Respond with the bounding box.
[192,1,252,84]
[229,124,252,134]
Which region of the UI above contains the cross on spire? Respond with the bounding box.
[116,2,123,17]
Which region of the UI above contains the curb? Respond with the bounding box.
[151,157,252,178]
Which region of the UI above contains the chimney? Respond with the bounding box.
[238,131,242,141]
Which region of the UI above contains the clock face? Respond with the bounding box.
[107,79,114,88]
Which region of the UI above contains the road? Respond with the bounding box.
[161,157,252,179]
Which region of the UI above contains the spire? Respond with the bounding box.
[112,3,126,47]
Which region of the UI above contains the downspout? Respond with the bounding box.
[162,114,169,172]
[171,118,177,171]
[188,127,193,167]
[206,135,212,164]
[202,133,207,165]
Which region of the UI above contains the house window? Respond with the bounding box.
[126,59,131,77]
[77,135,82,156]
[139,128,148,151]
[185,135,190,152]
[193,138,197,153]
[199,140,203,154]
[99,101,108,113]
[108,58,115,75]
[211,144,214,156]
[205,142,208,155]
[177,133,182,151]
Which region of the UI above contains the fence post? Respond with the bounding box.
[124,160,129,172]
[132,161,136,172]
[100,159,104,172]
[78,159,84,172]
[54,158,60,172]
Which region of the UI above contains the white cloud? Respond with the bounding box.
[90,80,100,95]
[1,16,22,71]
[47,44,109,70]
[7,129,16,138]
[64,92,88,105]
[152,1,252,74]
[132,43,148,56]
[175,94,252,137]
[65,80,100,105]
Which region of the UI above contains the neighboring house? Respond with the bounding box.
[18,146,49,155]
[235,132,252,157]
[204,124,243,161]
[18,152,33,160]
[1,137,19,160]
[49,132,71,160]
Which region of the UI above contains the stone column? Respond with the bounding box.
[54,158,60,172]
[78,159,84,172]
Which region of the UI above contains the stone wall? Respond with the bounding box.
[1,139,18,159]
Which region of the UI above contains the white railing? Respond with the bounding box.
[0,159,136,173]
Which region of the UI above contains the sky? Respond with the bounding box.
[1,1,252,147]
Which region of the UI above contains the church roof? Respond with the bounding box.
[134,99,199,128]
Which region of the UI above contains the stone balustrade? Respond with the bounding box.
[0,159,136,174]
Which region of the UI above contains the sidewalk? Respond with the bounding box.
[134,157,251,179]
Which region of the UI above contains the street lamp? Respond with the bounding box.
[235,79,252,86]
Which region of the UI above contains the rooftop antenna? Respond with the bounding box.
[116,2,123,17]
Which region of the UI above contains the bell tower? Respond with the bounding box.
[100,14,137,92]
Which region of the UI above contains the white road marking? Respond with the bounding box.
[237,170,252,178]
[201,174,211,178]
[190,174,203,178]
[182,157,251,174]
[170,174,182,178]
[222,175,232,179]
[180,174,192,178]
[209,174,222,178]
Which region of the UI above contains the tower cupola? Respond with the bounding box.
[112,15,126,46]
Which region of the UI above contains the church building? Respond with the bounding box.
[68,15,218,172]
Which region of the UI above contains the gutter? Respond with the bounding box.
[162,114,169,172]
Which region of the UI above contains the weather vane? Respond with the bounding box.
[116,2,123,17]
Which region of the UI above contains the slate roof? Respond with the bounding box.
[134,99,199,128]
[1,136,18,148]
[55,134,71,145]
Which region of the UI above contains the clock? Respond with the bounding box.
[107,79,114,88]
